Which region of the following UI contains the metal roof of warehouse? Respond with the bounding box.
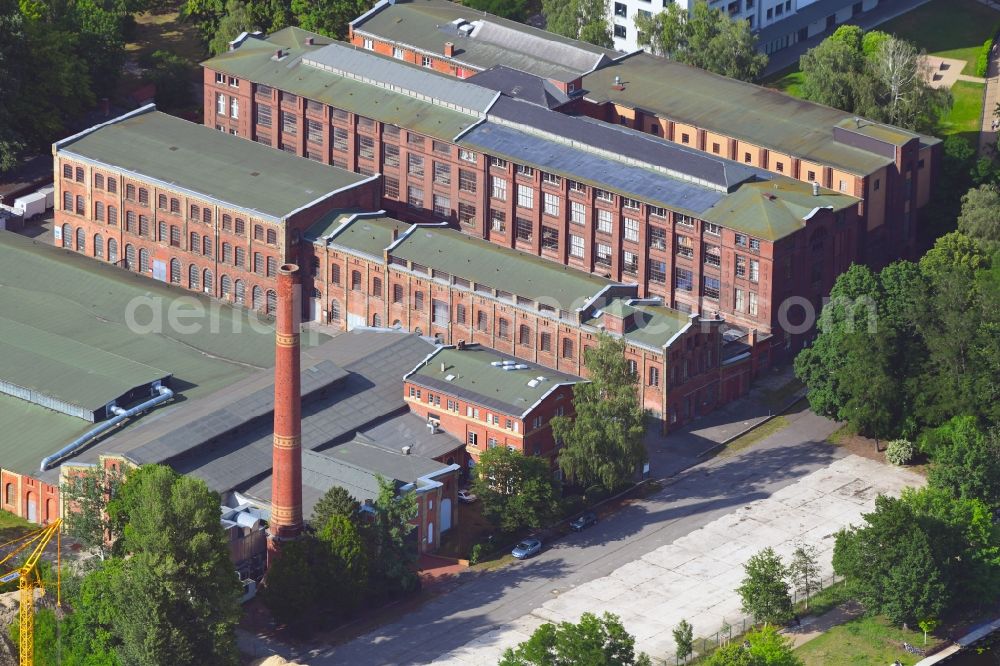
[581,52,925,176]
[307,209,410,257]
[0,231,279,478]
[406,344,582,417]
[0,315,170,414]
[488,96,763,191]
[302,41,498,114]
[56,108,369,220]
[389,223,618,310]
[203,29,480,141]
[351,0,616,82]
[459,121,726,216]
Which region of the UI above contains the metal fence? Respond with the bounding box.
[676,574,843,664]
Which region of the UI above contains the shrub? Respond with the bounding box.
[976,39,992,78]
[469,543,483,566]
[885,438,915,465]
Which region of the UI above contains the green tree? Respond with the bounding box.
[672,619,694,663]
[99,464,242,665]
[259,535,329,631]
[737,548,793,625]
[799,26,868,115]
[0,0,25,171]
[61,464,125,560]
[923,416,1000,510]
[832,495,949,626]
[705,625,802,665]
[145,50,195,109]
[311,483,362,528]
[787,544,820,610]
[472,446,559,533]
[318,513,369,615]
[499,612,652,666]
[464,0,529,21]
[208,0,256,55]
[551,333,647,490]
[368,475,420,598]
[291,0,370,39]
[957,184,1000,253]
[634,1,766,81]
[543,0,611,48]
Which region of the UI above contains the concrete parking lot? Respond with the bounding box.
[431,455,923,665]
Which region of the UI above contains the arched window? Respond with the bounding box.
[94,233,104,259]
[222,242,232,263]
[561,338,574,359]
[188,264,200,290]
[170,258,181,284]
[124,243,136,270]
[138,215,150,238]
[203,236,212,257]
[627,359,637,376]
[351,270,361,290]
[331,264,341,285]
[222,214,232,231]
[170,225,180,247]
[235,247,245,268]
[648,366,660,387]
[266,228,277,245]
[252,285,263,311]
[253,252,263,275]
[139,248,150,273]
[4,482,12,505]
[254,224,264,241]
[372,277,382,296]
[519,324,531,346]
[266,256,277,278]
[203,269,213,294]
[62,191,72,211]
[108,238,118,264]
[75,227,85,252]
[61,224,71,247]
[235,218,245,235]
[190,231,199,251]
[330,299,341,322]
[393,284,404,303]
[108,205,118,226]
[234,279,245,305]
[266,289,277,315]
[221,274,232,298]
[158,220,167,242]
[202,208,211,224]
[372,313,382,327]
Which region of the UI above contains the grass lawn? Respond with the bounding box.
[796,580,851,618]
[717,415,791,458]
[794,615,938,666]
[937,80,986,139]
[0,509,36,546]
[126,3,206,65]
[879,0,1000,75]
[764,67,806,99]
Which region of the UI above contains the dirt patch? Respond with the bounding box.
[827,428,929,477]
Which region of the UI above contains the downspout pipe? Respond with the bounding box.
[39,385,174,472]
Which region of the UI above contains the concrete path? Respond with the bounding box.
[979,40,1000,156]
[922,56,976,89]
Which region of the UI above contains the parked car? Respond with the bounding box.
[570,511,598,532]
[458,489,478,504]
[511,538,542,559]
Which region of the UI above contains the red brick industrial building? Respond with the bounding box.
[53,106,379,312]
[403,344,583,466]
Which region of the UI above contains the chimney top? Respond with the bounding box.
[391,227,399,241]
[444,41,455,57]
[812,181,820,196]
[273,48,283,60]
[279,263,300,276]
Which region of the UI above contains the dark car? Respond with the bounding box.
[570,512,598,532]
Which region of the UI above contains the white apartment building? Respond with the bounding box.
[609,0,882,55]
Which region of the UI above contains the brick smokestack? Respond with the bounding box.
[267,263,303,566]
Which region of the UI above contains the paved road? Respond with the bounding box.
[240,404,844,665]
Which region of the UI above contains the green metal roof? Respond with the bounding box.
[307,210,410,258]
[0,315,169,414]
[834,118,919,147]
[0,231,283,476]
[202,31,480,142]
[407,344,581,417]
[585,301,693,350]
[351,0,616,82]
[581,52,931,176]
[57,108,368,220]
[702,179,859,241]
[389,224,614,311]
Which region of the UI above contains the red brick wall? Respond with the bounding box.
[1,470,60,525]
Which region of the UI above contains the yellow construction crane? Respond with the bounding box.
[0,519,61,666]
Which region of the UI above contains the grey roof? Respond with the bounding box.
[56,108,369,221]
[459,121,726,215]
[301,41,498,115]
[467,66,570,109]
[360,412,465,460]
[351,0,616,82]
[489,96,764,191]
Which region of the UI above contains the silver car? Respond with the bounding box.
[511,538,542,559]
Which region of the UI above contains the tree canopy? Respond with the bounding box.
[499,612,652,666]
[799,25,950,133]
[542,0,611,48]
[634,1,767,81]
[705,625,802,666]
[551,333,647,490]
[472,445,560,533]
[737,548,793,625]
